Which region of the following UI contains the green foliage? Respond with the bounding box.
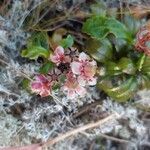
[21,46,50,60]
[21,32,50,60]
[86,38,113,63]
[98,55,150,102]
[21,78,30,92]
[83,12,150,102]
[52,83,60,91]
[99,77,138,102]
[60,35,74,48]
[105,62,121,76]
[90,1,106,17]
[123,15,142,37]
[82,16,132,41]
[39,61,54,74]
[118,58,136,75]
[140,56,150,74]
[137,55,150,89]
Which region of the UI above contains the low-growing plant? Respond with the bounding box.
[21,33,97,99]
[82,11,150,102]
[21,3,150,102]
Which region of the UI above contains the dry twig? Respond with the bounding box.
[42,113,120,148]
[0,58,33,81]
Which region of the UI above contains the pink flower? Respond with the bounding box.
[135,27,150,56]
[50,46,65,65]
[71,52,97,86]
[63,72,86,99]
[31,75,51,97]
[50,46,70,65]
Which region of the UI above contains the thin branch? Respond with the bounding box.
[42,113,120,148]
[99,133,130,143]
[0,58,33,81]
[72,101,101,119]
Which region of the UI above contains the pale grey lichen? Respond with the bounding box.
[0,0,150,150]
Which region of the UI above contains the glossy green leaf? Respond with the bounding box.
[118,57,136,75]
[123,15,142,36]
[39,61,54,74]
[21,46,50,60]
[105,61,121,76]
[106,18,130,39]
[137,55,150,89]
[141,56,150,74]
[82,16,109,39]
[113,38,127,53]
[82,16,131,40]
[99,77,138,102]
[138,75,150,89]
[86,38,113,63]
[60,35,74,48]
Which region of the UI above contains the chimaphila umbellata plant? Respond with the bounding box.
[21,13,150,102]
[21,34,97,99]
[82,11,150,102]
[31,47,97,99]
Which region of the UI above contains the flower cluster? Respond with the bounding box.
[135,27,150,56]
[31,46,97,99]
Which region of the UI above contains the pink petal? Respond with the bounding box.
[67,90,77,99]
[84,63,96,78]
[76,85,86,97]
[88,77,97,85]
[40,89,51,97]
[31,82,42,90]
[79,52,89,61]
[71,62,82,75]
[55,46,64,55]
[50,55,59,64]
[63,85,69,91]
[34,75,46,82]
[77,76,86,86]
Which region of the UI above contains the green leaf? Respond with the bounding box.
[91,1,106,17]
[59,74,66,83]
[98,77,138,102]
[141,56,150,74]
[118,57,136,75]
[137,55,150,89]
[39,61,54,74]
[113,38,127,53]
[60,35,74,48]
[104,58,136,76]
[123,15,142,36]
[138,75,150,89]
[28,32,49,49]
[106,18,130,39]
[21,32,50,60]
[21,78,30,92]
[105,61,121,76]
[82,16,108,39]
[82,16,131,41]
[52,83,60,91]
[21,46,50,60]
[86,38,113,63]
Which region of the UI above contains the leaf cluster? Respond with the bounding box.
[82,9,150,102]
